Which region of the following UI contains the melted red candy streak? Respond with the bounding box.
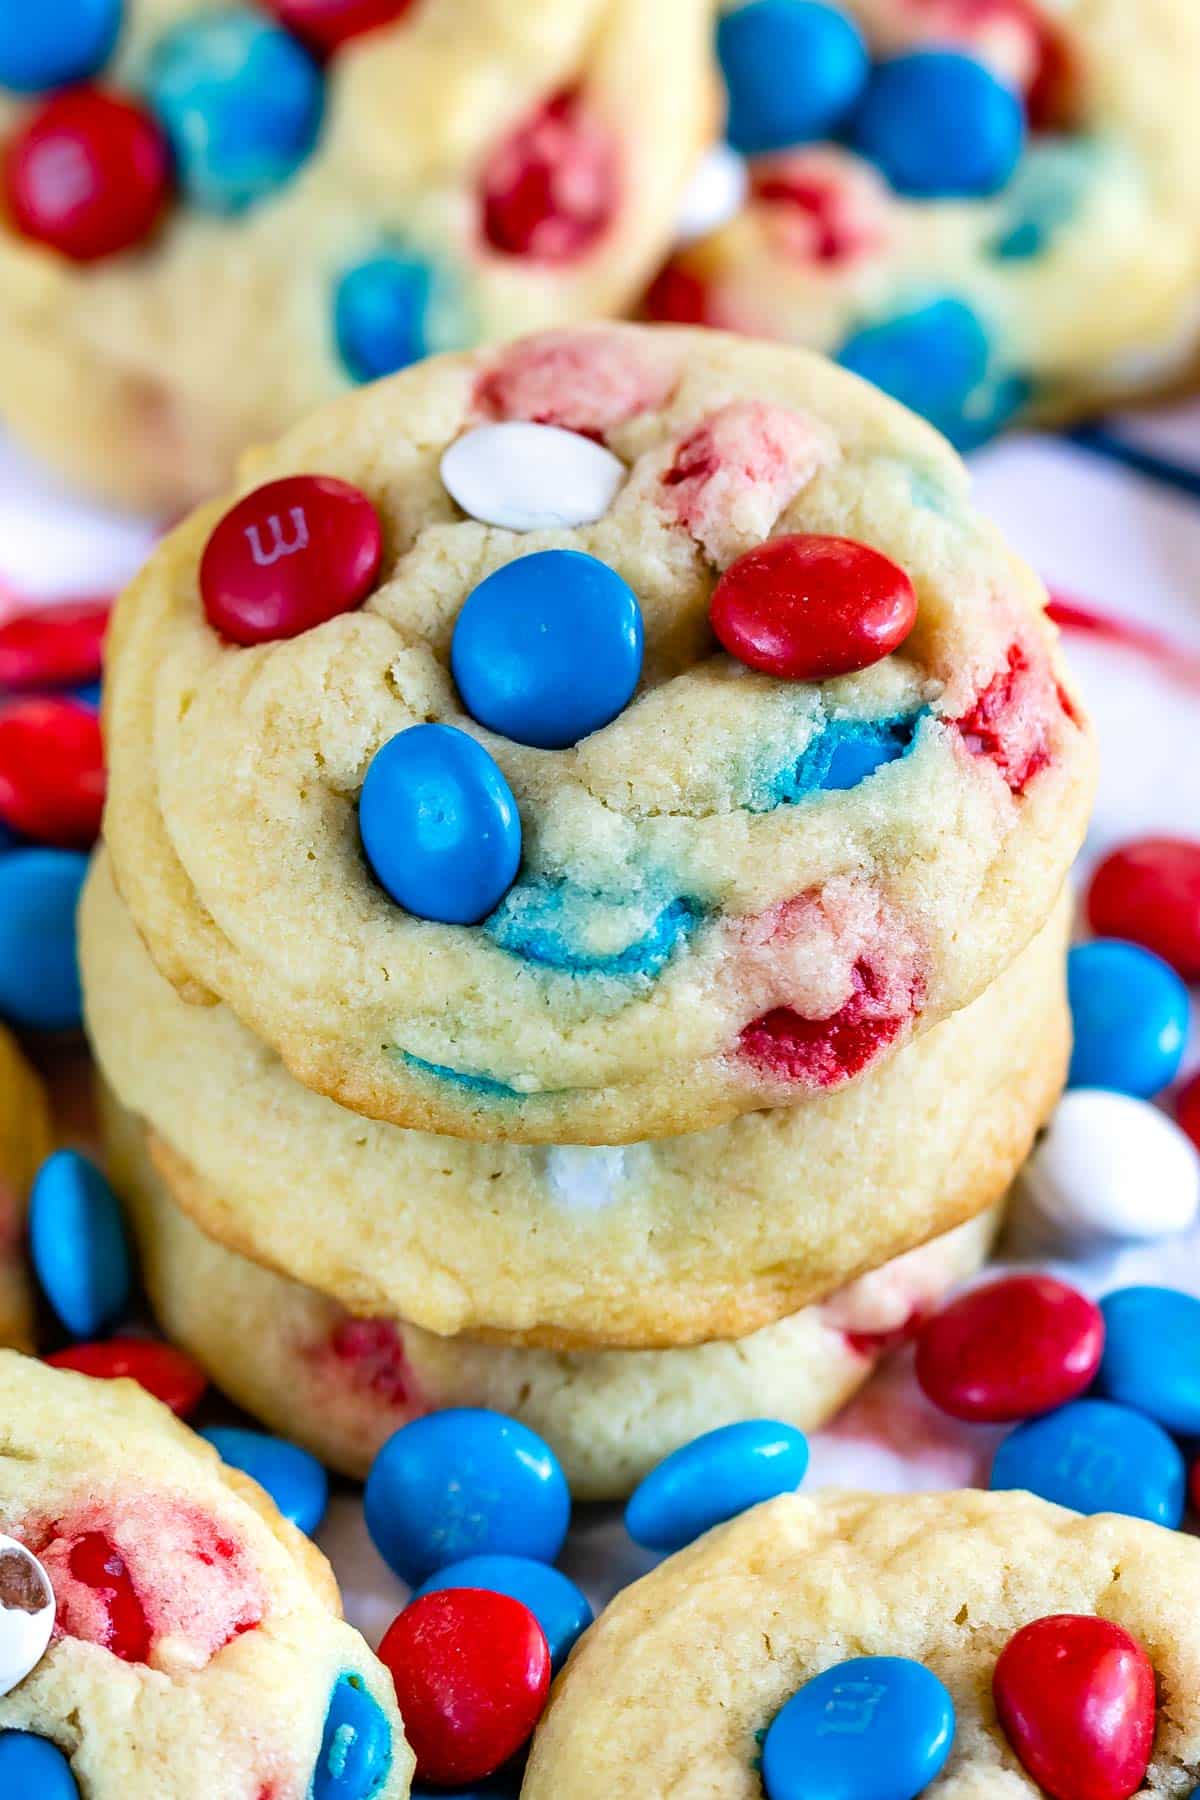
[66,1532,152,1663]
[952,639,1067,794]
[842,1308,924,1360]
[327,1317,416,1408]
[751,158,882,264]
[4,89,171,263]
[480,89,618,263]
[644,261,714,326]
[474,328,677,437]
[739,956,915,1089]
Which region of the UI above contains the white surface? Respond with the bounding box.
[675,144,750,244]
[440,423,626,533]
[0,1536,54,1698]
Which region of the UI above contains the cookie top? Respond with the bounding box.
[0,1352,412,1799]
[651,0,1200,442]
[0,1030,50,1351]
[523,1487,1200,1798]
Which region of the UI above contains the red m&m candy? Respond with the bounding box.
[0,598,109,692]
[710,534,917,680]
[993,1614,1155,1800]
[1178,1070,1200,1154]
[480,90,617,264]
[915,1274,1104,1423]
[0,696,104,848]
[267,0,414,54]
[46,1339,209,1419]
[1087,836,1200,983]
[199,475,383,646]
[378,1587,551,1786]
[4,89,171,264]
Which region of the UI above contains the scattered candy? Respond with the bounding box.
[0,598,109,691]
[0,0,121,93]
[849,50,1025,199]
[269,0,413,55]
[837,295,1018,453]
[334,250,451,384]
[717,0,869,156]
[675,143,749,244]
[313,1673,394,1800]
[4,89,171,263]
[0,1733,79,1798]
[378,1589,551,1787]
[46,1338,208,1417]
[0,848,86,1029]
[990,1397,1185,1528]
[480,90,615,264]
[201,1426,329,1535]
[710,534,917,681]
[359,724,522,927]
[762,1655,955,1800]
[993,1615,1155,1800]
[200,475,382,646]
[1096,1286,1200,1436]
[0,1535,54,1697]
[364,1408,570,1586]
[0,698,104,849]
[624,1420,809,1554]
[915,1275,1103,1424]
[1087,837,1200,981]
[441,424,626,534]
[1067,940,1189,1098]
[29,1151,131,1338]
[414,1554,592,1673]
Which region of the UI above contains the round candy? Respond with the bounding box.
[0,1536,54,1697]
[0,697,104,849]
[201,1426,329,1536]
[675,142,749,245]
[1095,1286,1200,1436]
[709,534,916,682]
[29,1150,131,1338]
[762,1655,954,1800]
[4,88,170,263]
[1087,837,1200,982]
[441,425,626,535]
[1067,939,1189,1098]
[0,0,121,93]
[378,1588,551,1787]
[359,724,521,926]
[848,51,1025,200]
[624,1419,809,1554]
[46,1337,208,1417]
[200,475,382,646]
[413,1555,592,1673]
[480,91,615,264]
[364,1408,569,1587]
[915,1274,1104,1424]
[451,550,644,750]
[990,1397,1185,1528]
[993,1615,1155,1800]
[145,10,323,214]
[717,1,870,156]
[268,0,413,55]
[313,1673,395,1800]
[0,848,86,1028]
[0,598,109,691]
[334,250,452,384]
[0,1733,79,1798]
[837,296,1021,453]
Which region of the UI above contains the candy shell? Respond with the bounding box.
[46,1338,208,1417]
[625,1420,809,1553]
[0,697,104,849]
[0,848,86,1029]
[268,0,413,55]
[413,1554,592,1672]
[993,1615,1154,1800]
[312,1673,395,1800]
[334,250,456,383]
[849,50,1025,199]
[201,1427,329,1536]
[762,1656,955,1800]
[0,1733,79,1797]
[29,1150,131,1338]
[441,425,626,534]
[990,1398,1185,1528]
[0,598,109,691]
[838,296,1024,452]
[0,0,121,93]
[915,1275,1104,1423]
[675,143,749,244]
[717,1,870,155]
[1067,940,1189,1099]
[0,1536,54,1697]
[1087,837,1200,981]
[1095,1286,1200,1435]
[4,88,171,263]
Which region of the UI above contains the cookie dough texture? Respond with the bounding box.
[0,1030,51,1351]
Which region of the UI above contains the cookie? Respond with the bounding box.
[104,1091,999,1498]
[101,324,1094,1146]
[523,1487,1200,1798]
[649,0,1200,443]
[83,850,1067,1345]
[0,1030,51,1352]
[0,0,714,511]
[0,1350,412,1797]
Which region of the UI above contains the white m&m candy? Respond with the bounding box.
[440,423,625,533]
[0,1534,54,1697]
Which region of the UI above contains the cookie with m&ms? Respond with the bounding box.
[0,1030,51,1353]
[0,0,713,511]
[649,0,1200,443]
[101,325,1094,1148]
[0,1351,412,1798]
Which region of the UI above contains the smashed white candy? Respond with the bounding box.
[675,143,749,244]
[1012,1087,1200,1250]
[0,1534,54,1697]
[440,423,626,533]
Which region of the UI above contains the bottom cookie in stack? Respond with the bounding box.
[0,1028,51,1350]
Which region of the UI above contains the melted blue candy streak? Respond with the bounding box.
[486,885,702,979]
[768,711,923,807]
[399,1053,524,1100]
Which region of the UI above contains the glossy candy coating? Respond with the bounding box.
[268,0,413,55]
[29,1151,131,1337]
[0,848,86,1028]
[1067,940,1189,1098]
[334,250,449,384]
[624,1419,809,1553]
[312,1673,395,1800]
[200,475,382,646]
[710,534,916,681]
[717,0,869,156]
[364,1408,569,1586]
[0,697,104,849]
[0,598,108,691]
[990,1398,1185,1528]
[0,0,121,93]
[837,297,1024,453]
[0,1733,79,1798]
[993,1615,1155,1800]
[916,1275,1103,1423]
[441,423,625,534]
[451,550,644,749]
[359,725,522,926]
[849,51,1025,199]
[46,1337,208,1417]
[1087,837,1200,982]
[201,1426,329,1535]
[4,89,170,263]
[414,1554,592,1673]
[378,1588,551,1787]
[762,1655,955,1800]
[1096,1286,1200,1435]
[0,1535,55,1697]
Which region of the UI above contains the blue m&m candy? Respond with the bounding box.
[0,0,121,93]
[29,1150,131,1338]
[364,1408,570,1587]
[625,1420,809,1553]
[312,1674,393,1800]
[201,1426,329,1536]
[335,250,459,383]
[1067,939,1189,1098]
[359,723,521,925]
[1096,1286,1200,1435]
[717,0,869,155]
[990,1397,1185,1528]
[451,550,644,751]
[837,297,1026,452]
[413,1554,592,1672]
[145,9,323,213]
[762,1656,955,1800]
[0,1733,79,1798]
[848,51,1025,199]
[0,847,87,1029]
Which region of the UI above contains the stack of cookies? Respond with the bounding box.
[84,321,1095,1500]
